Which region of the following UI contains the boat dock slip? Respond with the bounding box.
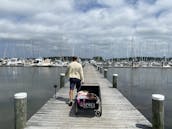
[25,64,151,129]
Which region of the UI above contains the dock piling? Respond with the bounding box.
[14,92,27,129]
[113,74,118,88]
[53,85,57,98]
[100,67,103,73]
[60,73,65,88]
[152,94,165,129]
[97,66,99,71]
[104,69,107,78]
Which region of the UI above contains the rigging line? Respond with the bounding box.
[22,42,28,93]
[9,42,19,92]
[31,41,36,95]
[3,41,8,58]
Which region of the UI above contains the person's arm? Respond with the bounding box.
[80,65,84,83]
[65,65,69,78]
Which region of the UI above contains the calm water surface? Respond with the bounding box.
[1,67,172,129]
[107,67,172,129]
[0,67,66,129]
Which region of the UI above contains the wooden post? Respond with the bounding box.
[100,67,103,73]
[152,94,165,129]
[97,66,99,71]
[113,74,118,88]
[60,73,65,88]
[53,85,57,98]
[14,92,27,129]
[104,69,107,78]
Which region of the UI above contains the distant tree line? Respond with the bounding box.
[23,56,172,62]
[92,56,104,61]
[42,56,90,61]
[111,56,172,62]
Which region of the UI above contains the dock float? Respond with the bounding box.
[25,64,151,129]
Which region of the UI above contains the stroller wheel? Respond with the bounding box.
[75,100,78,115]
[75,111,78,115]
[95,111,101,117]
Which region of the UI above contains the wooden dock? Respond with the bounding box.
[25,64,152,129]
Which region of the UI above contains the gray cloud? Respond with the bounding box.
[0,0,172,58]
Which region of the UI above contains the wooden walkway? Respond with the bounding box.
[25,64,152,129]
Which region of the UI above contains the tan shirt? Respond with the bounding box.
[65,61,84,82]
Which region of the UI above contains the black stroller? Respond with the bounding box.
[74,83,102,117]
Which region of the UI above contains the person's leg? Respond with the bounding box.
[69,90,74,100]
[75,79,81,92]
[69,78,75,106]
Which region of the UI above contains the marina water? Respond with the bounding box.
[0,66,172,129]
[107,67,172,129]
[0,67,66,129]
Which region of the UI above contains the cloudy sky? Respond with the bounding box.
[0,0,172,58]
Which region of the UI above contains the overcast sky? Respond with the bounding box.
[0,0,172,58]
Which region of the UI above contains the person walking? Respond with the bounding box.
[65,56,84,106]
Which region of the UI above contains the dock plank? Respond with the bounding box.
[25,64,151,129]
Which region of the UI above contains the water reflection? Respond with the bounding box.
[0,67,65,129]
[107,67,172,129]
